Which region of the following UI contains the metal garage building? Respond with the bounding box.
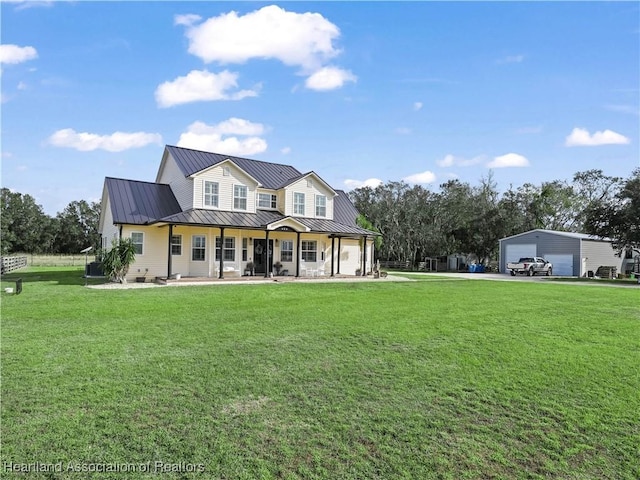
[499,229,627,277]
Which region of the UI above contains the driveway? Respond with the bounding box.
[400,271,639,288]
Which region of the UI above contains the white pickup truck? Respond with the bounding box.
[507,257,553,276]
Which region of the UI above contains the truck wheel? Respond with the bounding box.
[528,267,534,277]
[510,270,516,276]
[546,268,552,276]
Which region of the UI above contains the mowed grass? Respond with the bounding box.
[1,268,639,479]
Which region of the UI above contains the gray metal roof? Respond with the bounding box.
[166,145,303,190]
[105,177,182,225]
[153,209,377,236]
[156,209,283,229]
[333,190,360,227]
[499,229,612,242]
[106,147,377,236]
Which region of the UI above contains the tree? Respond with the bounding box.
[55,200,101,253]
[101,238,137,283]
[0,188,52,254]
[584,169,640,252]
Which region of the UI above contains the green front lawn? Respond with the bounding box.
[2,268,639,479]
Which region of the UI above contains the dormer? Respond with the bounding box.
[192,159,261,212]
[280,172,337,220]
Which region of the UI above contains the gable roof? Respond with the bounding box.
[276,171,337,194]
[165,145,303,190]
[333,190,361,227]
[105,177,182,225]
[499,229,612,242]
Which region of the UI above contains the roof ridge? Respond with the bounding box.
[106,176,171,186]
[166,144,300,171]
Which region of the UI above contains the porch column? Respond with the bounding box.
[219,227,225,279]
[295,231,301,277]
[330,236,335,277]
[167,224,173,278]
[362,236,368,276]
[337,237,342,274]
[264,229,270,278]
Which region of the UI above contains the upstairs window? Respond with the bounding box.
[234,185,247,210]
[293,192,305,215]
[204,181,219,207]
[315,195,327,217]
[131,232,144,255]
[257,193,277,209]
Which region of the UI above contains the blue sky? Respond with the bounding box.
[1,1,638,216]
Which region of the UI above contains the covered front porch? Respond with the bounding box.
[143,213,377,281]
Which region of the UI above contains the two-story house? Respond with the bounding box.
[98,145,379,281]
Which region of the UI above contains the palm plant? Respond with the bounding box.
[101,238,136,283]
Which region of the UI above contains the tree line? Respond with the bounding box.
[2,168,638,261]
[1,188,100,255]
[350,169,640,267]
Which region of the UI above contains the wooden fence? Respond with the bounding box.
[1,255,28,274]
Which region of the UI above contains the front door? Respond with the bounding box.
[253,239,273,275]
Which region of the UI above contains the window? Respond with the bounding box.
[171,235,182,255]
[257,193,277,209]
[301,240,317,262]
[216,237,236,261]
[204,181,219,207]
[234,185,247,210]
[293,192,305,215]
[315,195,327,217]
[131,232,143,255]
[242,238,248,261]
[281,240,293,262]
[192,235,205,261]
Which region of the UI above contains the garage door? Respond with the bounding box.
[542,254,574,276]
[505,244,536,272]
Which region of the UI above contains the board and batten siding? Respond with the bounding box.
[193,163,257,212]
[158,153,193,211]
[283,177,334,219]
[581,240,624,276]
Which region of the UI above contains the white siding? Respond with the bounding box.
[193,163,257,212]
[283,176,334,219]
[158,152,193,211]
[98,195,119,246]
[121,225,169,281]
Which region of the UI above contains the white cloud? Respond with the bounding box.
[305,66,356,91]
[515,126,543,134]
[496,54,524,64]
[182,5,341,72]
[344,178,383,190]
[437,154,485,167]
[413,102,423,111]
[0,44,38,64]
[174,14,201,27]
[281,147,292,154]
[604,105,639,116]
[403,170,437,184]
[487,153,530,168]
[155,69,259,108]
[17,81,27,90]
[49,129,162,152]
[176,119,267,156]
[565,127,630,147]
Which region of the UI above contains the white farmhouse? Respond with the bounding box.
[99,146,378,281]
